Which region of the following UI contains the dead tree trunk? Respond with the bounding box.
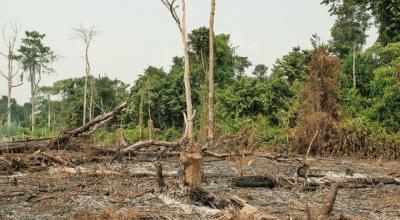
[30,68,36,134]
[89,75,95,121]
[0,23,22,129]
[352,43,357,89]
[155,162,165,192]
[139,92,145,140]
[180,150,203,190]
[161,0,194,141]
[74,24,98,125]
[207,0,216,147]
[161,0,201,192]
[47,94,51,127]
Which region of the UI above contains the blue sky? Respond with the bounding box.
[0,0,377,103]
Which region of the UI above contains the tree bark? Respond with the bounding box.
[47,94,51,127]
[207,0,216,147]
[89,75,95,121]
[1,24,20,129]
[30,68,36,134]
[180,151,202,190]
[352,43,356,89]
[320,182,339,217]
[180,0,194,141]
[139,92,145,140]
[7,50,12,127]
[83,45,90,125]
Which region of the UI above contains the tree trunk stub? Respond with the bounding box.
[180,149,203,191]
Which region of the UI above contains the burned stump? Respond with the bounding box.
[180,152,203,191]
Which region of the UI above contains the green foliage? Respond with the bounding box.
[216,76,293,126]
[339,88,366,118]
[1,24,399,158]
[368,85,400,133]
[322,0,400,45]
[329,1,370,57]
[18,31,55,79]
[157,127,181,142]
[252,64,268,80]
[271,47,311,84]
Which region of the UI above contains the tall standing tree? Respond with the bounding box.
[18,31,55,133]
[322,0,399,46]
[0,23,23,127]
[39,86,54,128]
[161,0,201,192]
[74,24,98,125]
[188,27,209,76]
[234,56,252,77]
[160,0,194,142]
[207,0,216,147]
[252,64,268,80]
[328,2,370,88]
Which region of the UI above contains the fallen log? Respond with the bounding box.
[0,101,130,154]
[232,176,277,188]
[120,140,180,153]
[50,101,129,148]
[320,183,339,217]
[0,139,52,154]
[304,183,339,220]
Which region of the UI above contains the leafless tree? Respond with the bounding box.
[161,0,194,141]
[0,22,23,127]
[74,24,99,125]
[161,0,202,192]
[208,0,216,147]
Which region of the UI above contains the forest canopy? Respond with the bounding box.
[0,0,399,158]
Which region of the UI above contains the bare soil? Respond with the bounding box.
[0,147,399,220]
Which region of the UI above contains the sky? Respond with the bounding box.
[0,0,377,104]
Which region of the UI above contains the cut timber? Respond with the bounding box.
[180,152,203,191]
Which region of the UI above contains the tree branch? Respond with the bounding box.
[12,82,23,88]
[12,63,22,78]
[0,51,6,59]
[0,69,6,79]
[160,0,182,30]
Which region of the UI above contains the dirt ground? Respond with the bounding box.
[0,147,399,220]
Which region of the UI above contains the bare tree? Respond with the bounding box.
[207,0,216,147]
[161,0,194,142]
[161,0,201,192]
[0,22,22,128]
[74,24,98,125]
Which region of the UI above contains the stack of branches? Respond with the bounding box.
[91,140,181,160]
[0,150,74,175]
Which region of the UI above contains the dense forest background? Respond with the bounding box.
[1,0,399,157]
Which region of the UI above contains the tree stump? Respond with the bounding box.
[155,162,165,193]
[180,152,203,191]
